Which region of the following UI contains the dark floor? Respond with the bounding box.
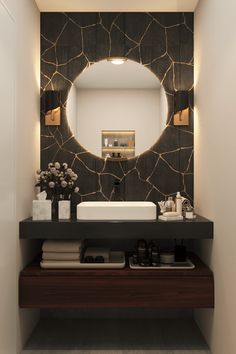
[22,318,211,353]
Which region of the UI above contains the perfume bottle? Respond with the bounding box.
[104,138,108,147]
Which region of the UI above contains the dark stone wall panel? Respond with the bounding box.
[184,13,194,32]
[99,13,121,32]
[41,12,194,205]
[116,13,151,43]
[167,24,193,62]
[41,13,68,43]
[66,13,98,28]
[149,158,184,196]
[140,22,166,64]
[150,13,184,27]
[148,54,172,83]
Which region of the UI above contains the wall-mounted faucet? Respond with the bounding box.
[113,179,123,201]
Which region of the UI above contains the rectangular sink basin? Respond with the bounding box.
[77,201,156,220]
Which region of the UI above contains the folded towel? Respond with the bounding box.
[42,252,81,261]
[42,240,82,253]
[40,260,82,269]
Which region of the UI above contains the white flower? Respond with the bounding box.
[36,169,41,175]
[67,168,72,175]
[71,176,77,181]
[50,167,56,173]
[61,180,67,188]
[74,187,79,193]
[62,163,68,169]
[54,162,60,169]
[49,181,55,188]
[48,163,53,168]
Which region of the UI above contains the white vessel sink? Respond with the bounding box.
[77,201,156,220]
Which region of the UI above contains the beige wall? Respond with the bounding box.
[194,0,236,353]
[0,0,40,353]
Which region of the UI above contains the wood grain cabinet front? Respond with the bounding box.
[19,255,214,309]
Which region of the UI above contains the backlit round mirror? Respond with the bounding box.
[67,59,168,160]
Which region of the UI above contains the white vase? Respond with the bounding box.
[58,200,71,220]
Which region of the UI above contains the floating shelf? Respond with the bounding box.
[102,147,135,150]
[19,215,213,240]
[106,157,128,162]
[101,130,135,158]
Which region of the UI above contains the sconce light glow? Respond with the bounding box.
[107,57,127,65]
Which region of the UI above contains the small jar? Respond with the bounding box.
[185,207,195,219]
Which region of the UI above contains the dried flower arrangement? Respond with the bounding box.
[36,162,79,200]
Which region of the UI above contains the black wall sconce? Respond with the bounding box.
[44,90,61,126]
[174,91,190,126]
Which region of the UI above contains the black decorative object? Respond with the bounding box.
[41,12,194,204]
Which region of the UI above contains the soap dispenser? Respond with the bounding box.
[175,191,182,215]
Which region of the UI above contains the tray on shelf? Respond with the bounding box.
[40,251,125,269]
[129,257,195,270]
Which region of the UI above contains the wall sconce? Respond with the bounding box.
[45,90,60,126]
[174,91,190,126]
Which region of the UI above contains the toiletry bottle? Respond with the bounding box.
[165,197,175,212]
[104,138,108,147]
[175,191,182,215]
[114,139,118,147]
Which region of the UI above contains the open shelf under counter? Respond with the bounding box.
[19,254,214,309]
[19,215,213,240]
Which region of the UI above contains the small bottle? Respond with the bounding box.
[104,138,108,147]
[114,139,118,147]
[166,197,175,212]
[175,191,182,215]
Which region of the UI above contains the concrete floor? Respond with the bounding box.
[22,318,211,354]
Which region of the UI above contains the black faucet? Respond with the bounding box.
[113,179,123,201]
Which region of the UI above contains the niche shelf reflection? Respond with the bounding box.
[102,130,135,160]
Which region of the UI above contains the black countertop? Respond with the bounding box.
[19,215,213,240]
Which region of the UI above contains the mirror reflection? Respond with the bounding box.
[67,60,168,159]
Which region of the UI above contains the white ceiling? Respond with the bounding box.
[74,60,161,89]
[35,0,199,12]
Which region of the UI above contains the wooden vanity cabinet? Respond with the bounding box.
[19,216,214,309]
[19,254,214,309]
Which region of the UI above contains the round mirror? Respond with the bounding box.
[67,59,168,159]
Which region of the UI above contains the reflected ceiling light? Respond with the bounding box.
[107,57,127,65]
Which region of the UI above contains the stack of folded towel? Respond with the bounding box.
[40,240,83,269]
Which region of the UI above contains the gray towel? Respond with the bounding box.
[40,260,81,269]
[42,240,82,253]
[42,252,81,261]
